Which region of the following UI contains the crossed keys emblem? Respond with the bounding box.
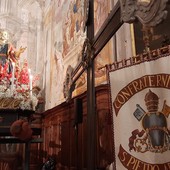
[129,89,170,153]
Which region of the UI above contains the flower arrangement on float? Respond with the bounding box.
[0,59,42,111]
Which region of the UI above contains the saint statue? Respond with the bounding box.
[0,29,14,74]
[0,29,26,76]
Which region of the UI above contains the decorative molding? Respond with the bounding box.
[119,0,168,27]
[63,65,75,102]
[0,98,22,109]
[82,38,93,69]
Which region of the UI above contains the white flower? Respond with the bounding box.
[30,95,39,110]
[0,82,41,111]
[19,99,32,110]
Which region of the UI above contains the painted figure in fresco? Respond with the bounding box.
[51,41,64,105]
[63,0,85,57]
[94,0,108,33]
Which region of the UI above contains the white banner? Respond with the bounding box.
[109,54,170,170]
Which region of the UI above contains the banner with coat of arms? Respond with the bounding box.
[108,46,170,170]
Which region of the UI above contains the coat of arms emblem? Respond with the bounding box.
[130,89,170,153]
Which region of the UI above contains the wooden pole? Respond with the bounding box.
[86,0,96,169]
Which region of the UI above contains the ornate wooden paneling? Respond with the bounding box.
[42,84,114,169]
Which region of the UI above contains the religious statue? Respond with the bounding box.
[0,29,42,111]
[0,29,14,74]
[0,30,27,73]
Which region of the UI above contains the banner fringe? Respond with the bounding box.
[106,45,170,71]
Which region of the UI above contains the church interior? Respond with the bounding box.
[0,0,170,170]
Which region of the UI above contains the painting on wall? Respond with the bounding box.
[48,0,69,107]
[94,0,110,34]
[62,0,86,58]
[94,0,113,86]
[68,0,114,95]
[50,0,87,106]
[49,0,116,106]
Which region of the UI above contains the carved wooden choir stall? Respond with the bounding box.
[42,84,114,169]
